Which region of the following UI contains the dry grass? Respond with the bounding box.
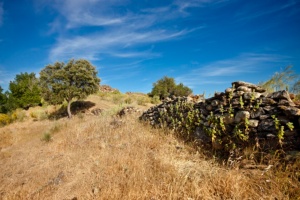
[0,96,299,199]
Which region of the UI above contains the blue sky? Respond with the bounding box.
[0,0,299,95]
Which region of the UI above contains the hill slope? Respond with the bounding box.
[0,95,299,199]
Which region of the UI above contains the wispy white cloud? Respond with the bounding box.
[176,53,289,89]
[41,0,211,61]
[175,0,227,13]
[234,1,300,22]
[50,29,189,61]
[0,2,3,27]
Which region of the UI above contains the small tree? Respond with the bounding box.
[9,72,41,109]
[292,79,300,94]
[149,76,192,99]
[174,83,193,97]
[149,76,176,99]
[259,66,298,92]
[39,59,100,118]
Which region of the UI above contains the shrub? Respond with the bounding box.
[11,109,27,122]
[30,110,48,121]
[112,93,124,104]
[124,97,133,104]
[0,114,10,126]
[137,96,150,106]
[41,132,52,142]
[151,95,161,104]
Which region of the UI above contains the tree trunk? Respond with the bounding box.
[67,100,72,119]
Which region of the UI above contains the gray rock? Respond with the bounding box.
[206,105,213,111]
[279,106,300,116]
[267,133,276,139]
[232,81,266,93]
[224,114,235,124]
[204,122,210,127]
[259,115,270,120]
[235,111,250,123]
[231,98,240,106]
[235,91,245,97]
[277,116,290,124]
[248,119,259,127]
[268,90,294,102]
[194,127,211,142]
[278,99,296,106]
[237,86,252,92]
[258,119,276,132]
[243,92,261,100]
[263,106,274,112]
[284,130,297,137]
[261,97,277,105]
[250,107,265,119]
[211,100,219,107]
[225,87,234,94]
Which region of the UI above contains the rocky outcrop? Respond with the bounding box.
[140,81,300,155]
[99,85,119,93]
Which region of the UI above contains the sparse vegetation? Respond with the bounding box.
[41,132,52,142]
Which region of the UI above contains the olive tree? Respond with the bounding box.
[39,59,100,118]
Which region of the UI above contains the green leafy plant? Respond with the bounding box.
[278,126,285,146]
[220,105,224,115]
[286,122,294,131]
[272,115,280,130]
[254,99,262,110]
[239,96,244,108]
[233,124,248,141]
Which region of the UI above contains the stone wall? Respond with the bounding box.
[140,81,300,156]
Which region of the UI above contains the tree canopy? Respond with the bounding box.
[39,59,100,118]
[149,76,192,99]
[9,72,41,110]
[0,86,8,113]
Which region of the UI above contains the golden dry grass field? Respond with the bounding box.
[0,93,299,199]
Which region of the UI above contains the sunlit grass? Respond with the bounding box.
[0,93,299,199]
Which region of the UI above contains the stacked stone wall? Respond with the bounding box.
[140,81,300,156]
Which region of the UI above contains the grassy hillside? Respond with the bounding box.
[0,93,299,199]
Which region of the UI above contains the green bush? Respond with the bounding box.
[149,76,192,99]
